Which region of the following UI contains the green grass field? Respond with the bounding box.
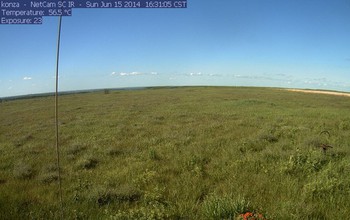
[1,86,350,219]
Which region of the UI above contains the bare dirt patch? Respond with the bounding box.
[286,89,350,97]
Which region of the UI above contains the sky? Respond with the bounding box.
[1,0,350,97]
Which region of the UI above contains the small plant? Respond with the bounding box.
[149,148,160,161]
[185,155,209,176]
[133,169,157,189]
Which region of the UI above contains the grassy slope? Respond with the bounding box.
[1,86,350,219]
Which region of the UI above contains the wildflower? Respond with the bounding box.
[239,211,266,220]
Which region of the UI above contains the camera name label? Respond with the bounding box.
[0,0,187,24]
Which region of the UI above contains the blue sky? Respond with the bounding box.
[1,0,350,97]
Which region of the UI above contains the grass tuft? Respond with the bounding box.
[149,148,161,161]
[76,155,98,169]
[39,172,59,184]
[13,161,34,179]
[202,195,251,219]
[105,146,123,156]
[90,185,141,206]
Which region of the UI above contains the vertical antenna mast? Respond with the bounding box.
[55,15,64,219]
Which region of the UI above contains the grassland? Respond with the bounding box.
[1,86,350,219]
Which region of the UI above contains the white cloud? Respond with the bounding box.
[189,72,202,76]
[23,77,32,80]
[151,72,158,75]
[130,71,142,75]
[110,71,143,76]
[209,73,222,77]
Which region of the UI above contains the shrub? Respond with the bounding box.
[303,176,340,199]
[338,120,350,131]
[282,149,331,175]
[303,164,350,200]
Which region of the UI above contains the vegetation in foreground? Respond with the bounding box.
[1,86,350,219]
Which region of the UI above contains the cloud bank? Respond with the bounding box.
[111,71,143,76]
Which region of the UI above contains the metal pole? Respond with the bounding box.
[55,15,64,220]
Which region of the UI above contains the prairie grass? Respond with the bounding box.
[0,86,350,219]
